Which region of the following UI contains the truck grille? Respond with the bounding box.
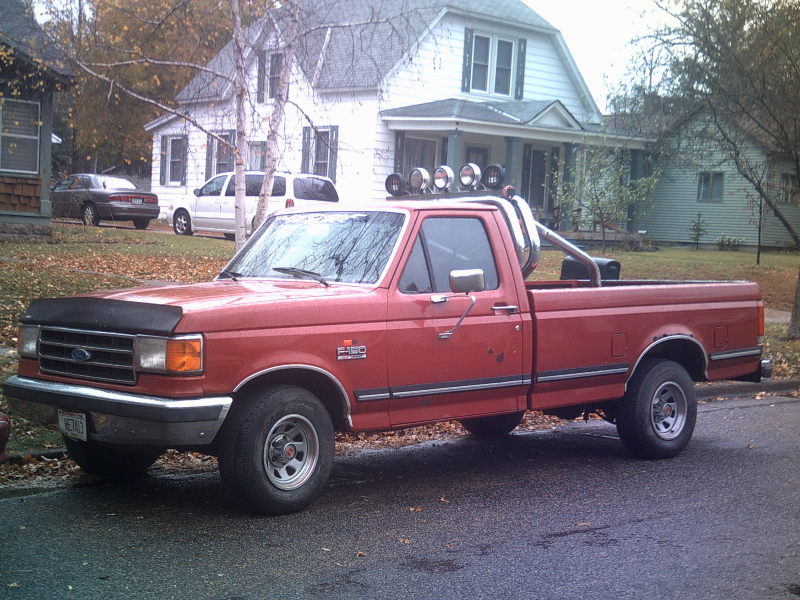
[38,327,137,385]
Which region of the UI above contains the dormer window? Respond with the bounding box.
[462,30,526,99]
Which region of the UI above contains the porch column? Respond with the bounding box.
[561,143,577,230]
[504,136,521,188]
[445,130,462,169]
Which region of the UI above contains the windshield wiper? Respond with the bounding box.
[273,267,330,287]
[217,270,243,281]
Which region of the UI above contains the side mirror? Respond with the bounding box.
[193,189,201,196]
[449,269,485,294]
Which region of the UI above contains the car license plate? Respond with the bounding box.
[131,197,143,204]
[58,410,87,441]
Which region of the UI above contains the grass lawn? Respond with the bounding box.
[0,223,799,456]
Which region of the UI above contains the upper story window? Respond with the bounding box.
[0,99,40,174]
[257,51,284,102]
[697,171,724,202]
[462,30,525,99]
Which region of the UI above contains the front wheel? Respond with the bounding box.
[173,209,193,235]
[615,359,696,459]
[219,385,335,515]
[460,411,525,438]
[64,437,163,480]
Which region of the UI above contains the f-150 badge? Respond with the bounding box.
[337,340,366,360]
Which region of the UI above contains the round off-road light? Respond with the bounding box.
[483,164,505,189]
[385,173,406,196]
[459,163,482,188]
[433,166,455,191]
[409,168,430,192]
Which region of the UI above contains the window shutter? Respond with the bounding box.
[514,38,527,100]
[180,135,188,186]
[461,29,473,92]
[159,135,167,185]
[301,126,311,172]
[257,51,266,103]
[205,134,214,181]
[327,126,338,183]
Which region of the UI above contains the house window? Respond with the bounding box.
[257,52,284,102]
[470,35,514,96]
[780,173,799,204]
[465,146,489,170]
[404,138,437,178]
[164,135,187,185]
[302,126,338,181]
[248,141,267,170]
[697,172,724,202]
[0,99,40,174]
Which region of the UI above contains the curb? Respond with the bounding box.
[695,378,800,399]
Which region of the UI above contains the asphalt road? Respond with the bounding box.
[2,392,799,600]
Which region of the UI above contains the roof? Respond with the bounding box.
[381,98,578,127]
[0,0,73,79]
[175,0,558,103]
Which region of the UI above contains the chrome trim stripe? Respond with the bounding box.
[3,375,230,423]
[354,388,391,402]
[536,363,630,383]
[389,374,528,399]
[710,347,762,361]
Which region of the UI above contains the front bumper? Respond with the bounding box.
[3,375,231,447]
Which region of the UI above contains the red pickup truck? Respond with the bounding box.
[4,189,770,514]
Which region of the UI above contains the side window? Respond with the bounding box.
[245,174,264,196]
[399,217,499,294]
[271,176,286,196]
[199,175,227,197]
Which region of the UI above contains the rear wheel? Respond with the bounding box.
[223,233,235,241]
[616,359,696,459]
[132,217,151,230]
[219,385,335,515]
[64,437,163,480]
[173,209,193,235]
[81,203,100,226]
[460,411,525,438]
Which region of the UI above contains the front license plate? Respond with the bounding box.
[58,410,87,441]
[131,197,143,204]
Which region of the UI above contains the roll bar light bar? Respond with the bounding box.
[385,164,602,287]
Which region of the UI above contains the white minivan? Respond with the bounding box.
[167,171,339,238]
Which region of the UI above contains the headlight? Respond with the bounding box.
[459,163,482,188]
[433,166,454,191]
[135,334,203,374]
[409,168,430,193]
[18,325,39,358]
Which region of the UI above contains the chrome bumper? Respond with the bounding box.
[3,375,231,447]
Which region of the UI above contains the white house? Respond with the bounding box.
[145,0,635,227]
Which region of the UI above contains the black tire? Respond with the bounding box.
[616,359,696,459]
[223,233,235,241]
[64,437,162,480]
[218,385,335,515]
[81,203,100,226]
[133,217,151,230]
[173,209,193,235]
[460,411,525,438]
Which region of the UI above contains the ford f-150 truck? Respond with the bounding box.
[3,174,770,515]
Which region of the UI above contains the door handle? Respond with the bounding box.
[491,305,518,314]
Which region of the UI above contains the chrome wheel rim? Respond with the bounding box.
[175,213,189,234]
[650,382,687,440]
[263,414,319,490]
[83,205,96,225]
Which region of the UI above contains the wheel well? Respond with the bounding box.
[234,368,349,431]
[635,336,707,382]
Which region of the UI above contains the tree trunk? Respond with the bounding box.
[253,1,299,232]
[229,0,248,251]
[788,264,800,339]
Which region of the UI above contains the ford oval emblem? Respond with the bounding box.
[71,348,92,362]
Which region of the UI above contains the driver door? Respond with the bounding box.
[386,212,526,427]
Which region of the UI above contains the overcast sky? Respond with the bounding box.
[525,0,676,111]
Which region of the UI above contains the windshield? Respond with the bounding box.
[224,211,406,285]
